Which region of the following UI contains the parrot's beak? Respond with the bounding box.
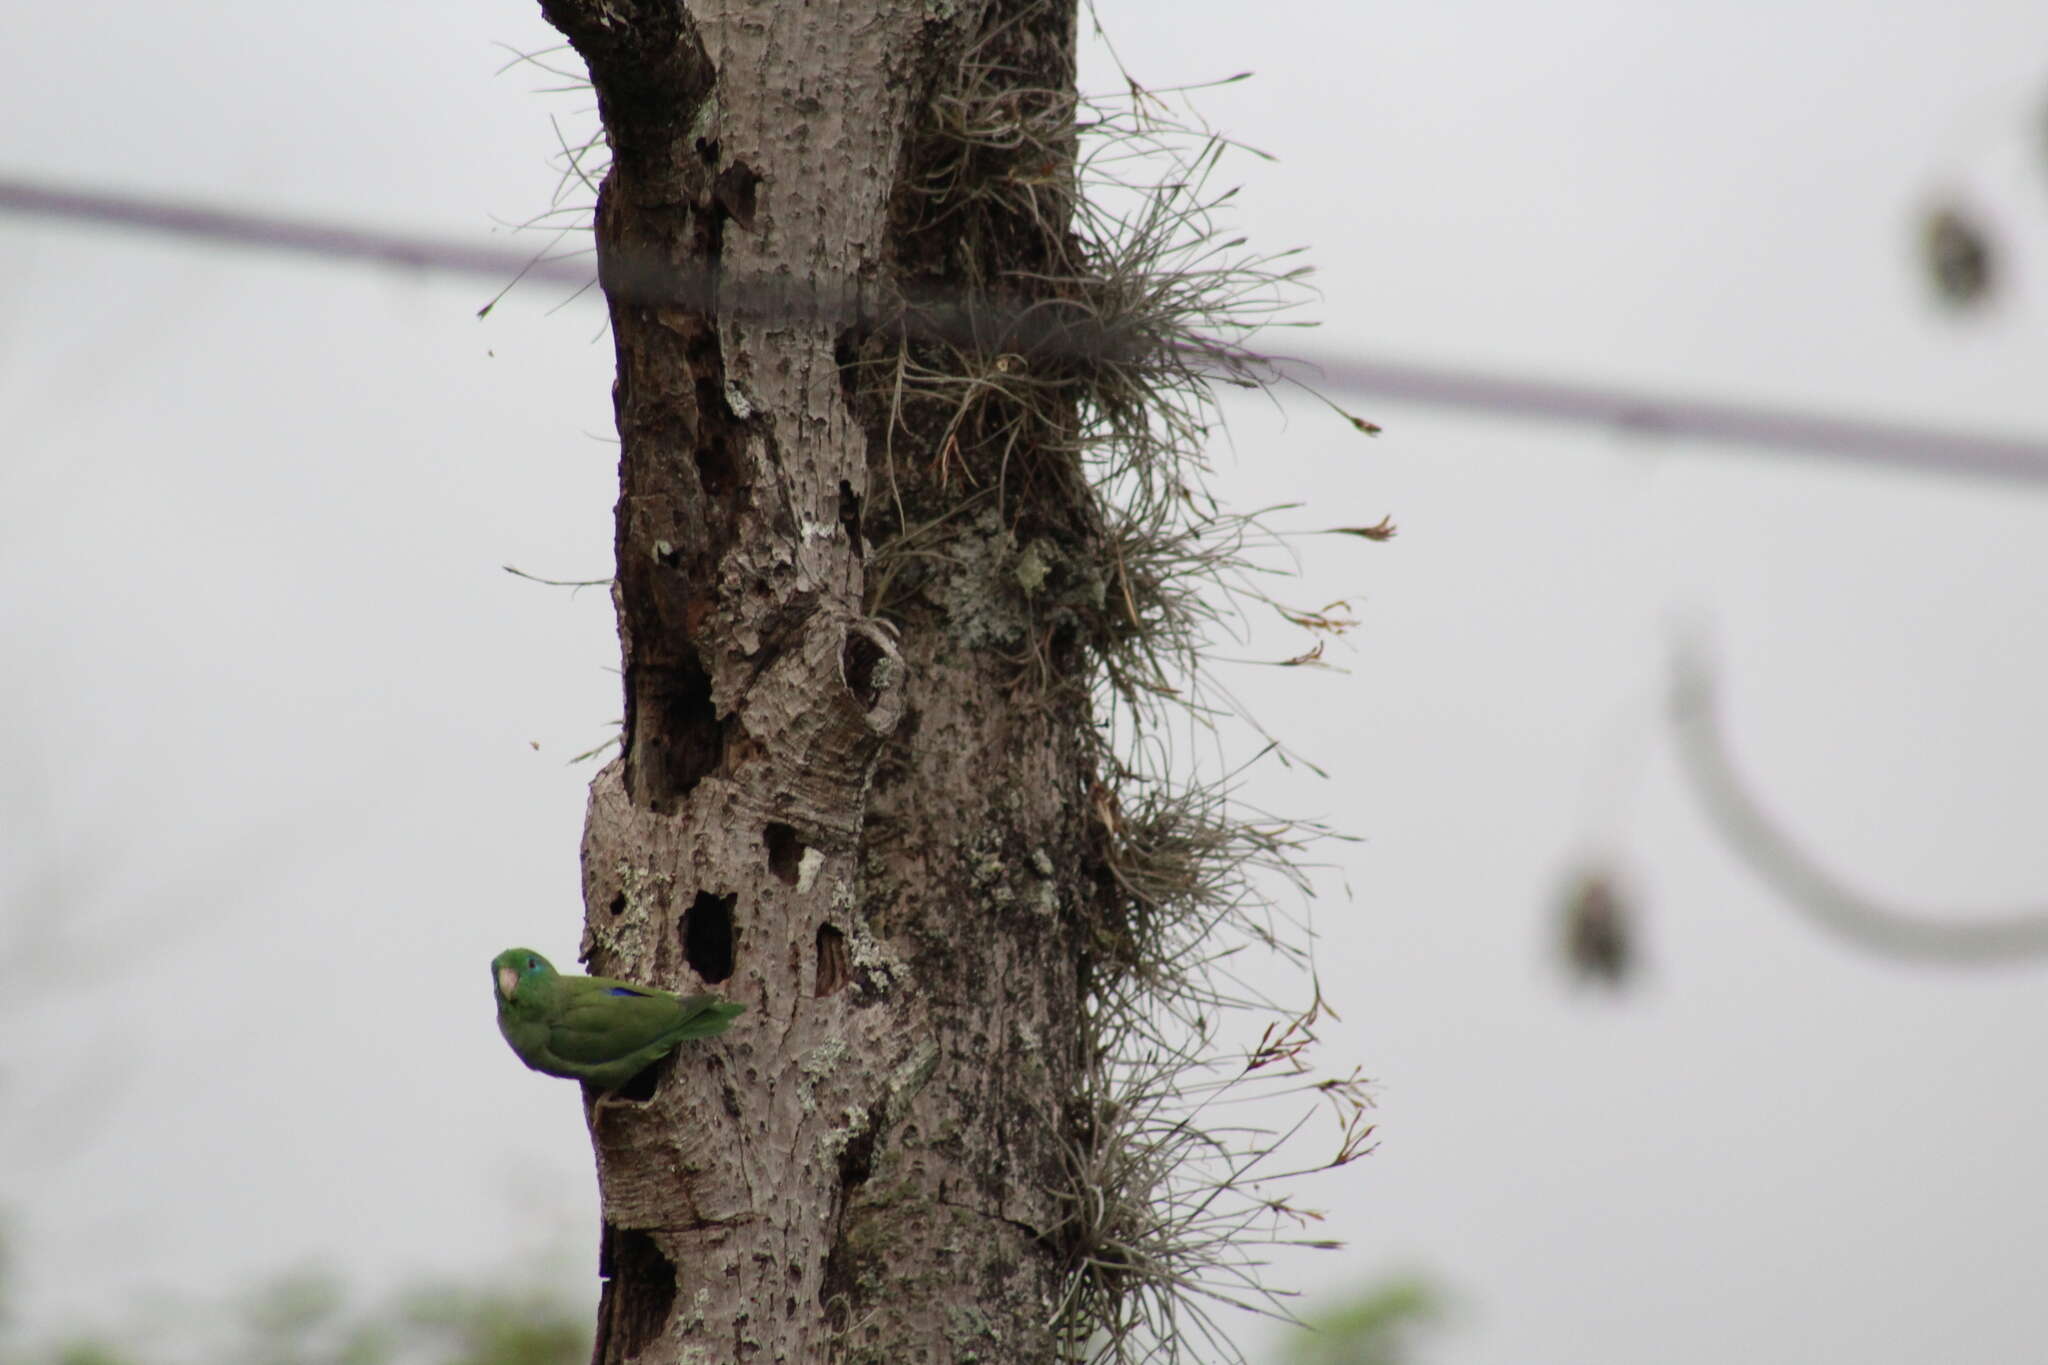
[497,966,520,999]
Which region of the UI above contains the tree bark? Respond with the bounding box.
[538,1,1090,1359]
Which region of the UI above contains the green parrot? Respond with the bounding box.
[491,948,745,1091]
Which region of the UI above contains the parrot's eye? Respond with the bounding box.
[527,957,538,970]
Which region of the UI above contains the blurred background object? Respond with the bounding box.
[1920,204,1995,307]
[1558,869,1637,988]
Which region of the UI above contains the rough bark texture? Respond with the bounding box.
[539,0,1088,1359]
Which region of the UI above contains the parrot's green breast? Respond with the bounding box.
[492,948,744,1091]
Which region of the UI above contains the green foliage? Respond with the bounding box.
[0,1266,591,1365]
[1281,1276,1445,1365]
[389,1279,588,1365]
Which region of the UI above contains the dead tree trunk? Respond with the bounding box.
[536,1,1094,1359]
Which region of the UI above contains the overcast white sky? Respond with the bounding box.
[4,2,2047,1362]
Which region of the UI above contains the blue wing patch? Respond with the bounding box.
[607,985,652,997]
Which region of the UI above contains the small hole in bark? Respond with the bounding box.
[815,923,849,997]
[837,1102,882,1187]
[608,892,627,916]
[681,891,737,982]
[764,822,804,885]
[640,648,723,810]
[599,1060,664,1104]
[599,1225,676,1361]
[843,632,885,710]
[694,436,736,498]
[833,328,862,406]
[838,480,863,559]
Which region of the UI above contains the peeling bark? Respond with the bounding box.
[540,0,1089,1358]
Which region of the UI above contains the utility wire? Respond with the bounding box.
[7,173,2048,486]
[0,176,567,284]
[1278,352,2048,487]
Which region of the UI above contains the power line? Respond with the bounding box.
[1282,352,2048,487]
[7,173,2048,486]
[0,176,571,284]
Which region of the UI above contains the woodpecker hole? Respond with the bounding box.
[693,432,737,498]
[639,648,723,810]
[843,632,886,710]
[764,822,804,886]
[815,923,849,997]
[681,891,737,982]
[601,1059,664,1104]
[599,1224,676,1361]
[838,480,863,559]
[836,1100,884,1188]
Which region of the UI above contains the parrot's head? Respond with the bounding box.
[492,947,557,1002]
